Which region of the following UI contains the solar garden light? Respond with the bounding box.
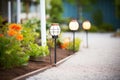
[69,19,79,52]
[50,23,61,65]
[82,20,91,48]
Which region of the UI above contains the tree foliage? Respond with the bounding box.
[92,9,103,26]
[66,0,96,6]
[115,0,120,18]
[49,0,63,22]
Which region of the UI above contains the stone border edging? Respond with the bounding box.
[12,53,75,80]
[12,65,52,80]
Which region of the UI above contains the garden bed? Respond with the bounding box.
[0,48,73,80]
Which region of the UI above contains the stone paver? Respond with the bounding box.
[26,33,120,80]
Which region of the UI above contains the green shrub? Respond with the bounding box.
[67,38,81,52]
[0,17,47,69]
[99,23,115,32]
[27,43,49,57]
[21,26,39,46]
[89,25,99,32]
[0,19,29,68]
[0,36,29,69]
[61,24,69,32]
[23,18,40,32]
[47,38,54,48]
[0,51,29,68]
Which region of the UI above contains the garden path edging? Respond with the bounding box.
[12,52,76,80]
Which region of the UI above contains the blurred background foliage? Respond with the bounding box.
[0,0,119,32]
[47,0,117,32]
[115,0,120,18]
[48,0,63,23]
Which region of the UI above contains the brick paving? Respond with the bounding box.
[26,33,120,80]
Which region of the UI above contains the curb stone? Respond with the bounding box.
[12,65,52,80]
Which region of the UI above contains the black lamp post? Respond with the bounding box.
[82,20,91,48]
[69,20,79,52]
[50,23,61,65]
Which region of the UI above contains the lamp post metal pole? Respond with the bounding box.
[53,36,57,64]
[73,31,75,52]
[86,30,88,48]
[50,23,60,66]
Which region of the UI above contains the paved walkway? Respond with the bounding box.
[26,33,120,80]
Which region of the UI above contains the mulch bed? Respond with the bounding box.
[0,48,73,80]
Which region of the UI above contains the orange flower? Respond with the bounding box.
[7,29,17,36]
[16,34,23,41]
[0,34,4,37]
[9,23,22,31]
[60,38,70,49]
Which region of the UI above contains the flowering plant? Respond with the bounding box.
[7,23,23,40]
[0,23,29,68]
